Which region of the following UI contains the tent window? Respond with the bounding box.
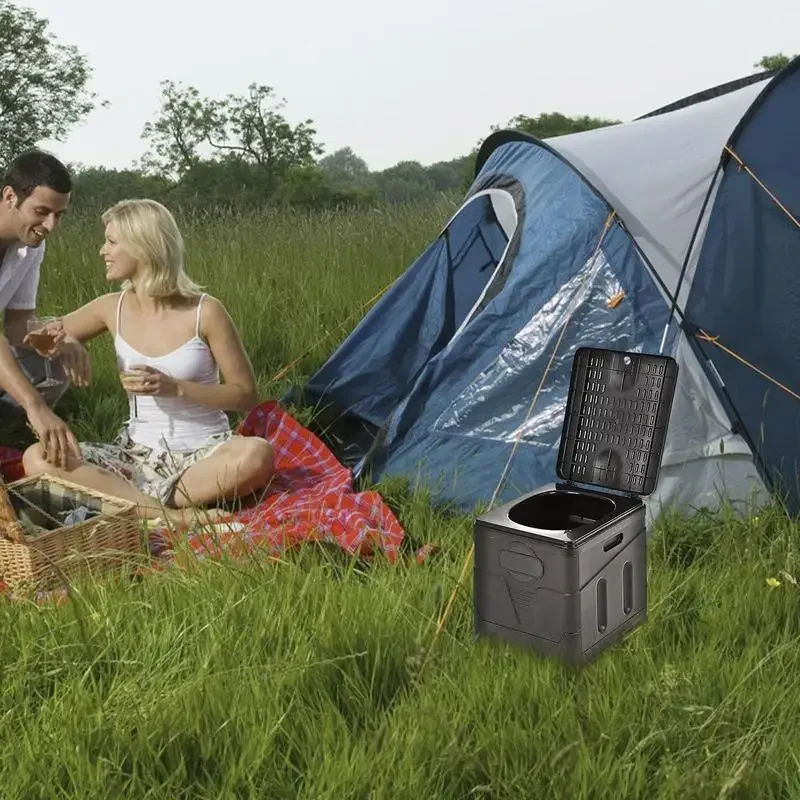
[441,189,519,341]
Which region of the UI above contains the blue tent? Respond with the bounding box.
[291,58,800,517]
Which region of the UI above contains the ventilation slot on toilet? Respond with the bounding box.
[596,578,608,633]
[623,561,633,615]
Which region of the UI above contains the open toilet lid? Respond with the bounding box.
[556,347,679,496]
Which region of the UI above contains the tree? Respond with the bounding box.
[139,81,216,178]
[319,147,369,181]
[754,53,795,71]
[374,161,437,203]
[272,165,377,209]
[425,158,469,192]
[140,81,323,188]
[70,166,172,213]
[0,1,104,167]
[213,84,323,185]
[500,111,620,139]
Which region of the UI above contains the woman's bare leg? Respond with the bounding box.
[21,443,213,526]
[170,437,275,509]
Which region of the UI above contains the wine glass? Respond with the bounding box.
[26,316,62,389]
[118,358,141,421]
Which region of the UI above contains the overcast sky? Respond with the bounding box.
[28,0,798,172]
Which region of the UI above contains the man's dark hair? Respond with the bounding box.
[1,149,72,205]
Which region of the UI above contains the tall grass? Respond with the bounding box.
[2,199,799,798]
[38,199,456,441]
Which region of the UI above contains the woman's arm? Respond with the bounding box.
[59,293,116,343]
[129,296,258,413]
[21,294,116,387]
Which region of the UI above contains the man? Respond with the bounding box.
[0,149,90,468]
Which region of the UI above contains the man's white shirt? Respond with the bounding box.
[0,240,44,312]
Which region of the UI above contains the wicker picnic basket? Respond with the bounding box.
[0,472,143,590]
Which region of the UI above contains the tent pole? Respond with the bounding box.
[658,157,725,354]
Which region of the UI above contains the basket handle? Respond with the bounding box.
[0,478,26,543]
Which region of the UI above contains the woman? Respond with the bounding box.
[22,198,274,526]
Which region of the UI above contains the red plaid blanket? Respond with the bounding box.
[151,400,426,564]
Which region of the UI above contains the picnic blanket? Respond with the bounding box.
[0,402,432,599]
[150,400,429,564]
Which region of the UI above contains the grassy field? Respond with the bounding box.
[2,199,800,798]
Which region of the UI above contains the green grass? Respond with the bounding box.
[37,200,454,442]
[2,199,800,798]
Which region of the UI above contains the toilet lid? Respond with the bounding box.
[556,347,678,496]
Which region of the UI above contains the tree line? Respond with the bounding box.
[0,0,794,214]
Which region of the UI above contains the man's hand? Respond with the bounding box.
[21,319,65,355]
[25,400,81,468]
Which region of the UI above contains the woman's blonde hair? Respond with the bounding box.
[101,198,203,299]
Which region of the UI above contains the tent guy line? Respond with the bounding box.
[723,145,800,231]
[696,330,800,404]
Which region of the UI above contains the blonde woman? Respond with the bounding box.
[22,198,274,525]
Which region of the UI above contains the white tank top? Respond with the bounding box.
[114,290,231,452]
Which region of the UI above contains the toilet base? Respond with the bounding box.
[473,484,647,665]
[475,600,646,666]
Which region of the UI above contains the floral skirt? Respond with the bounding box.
[79,426,236,507]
